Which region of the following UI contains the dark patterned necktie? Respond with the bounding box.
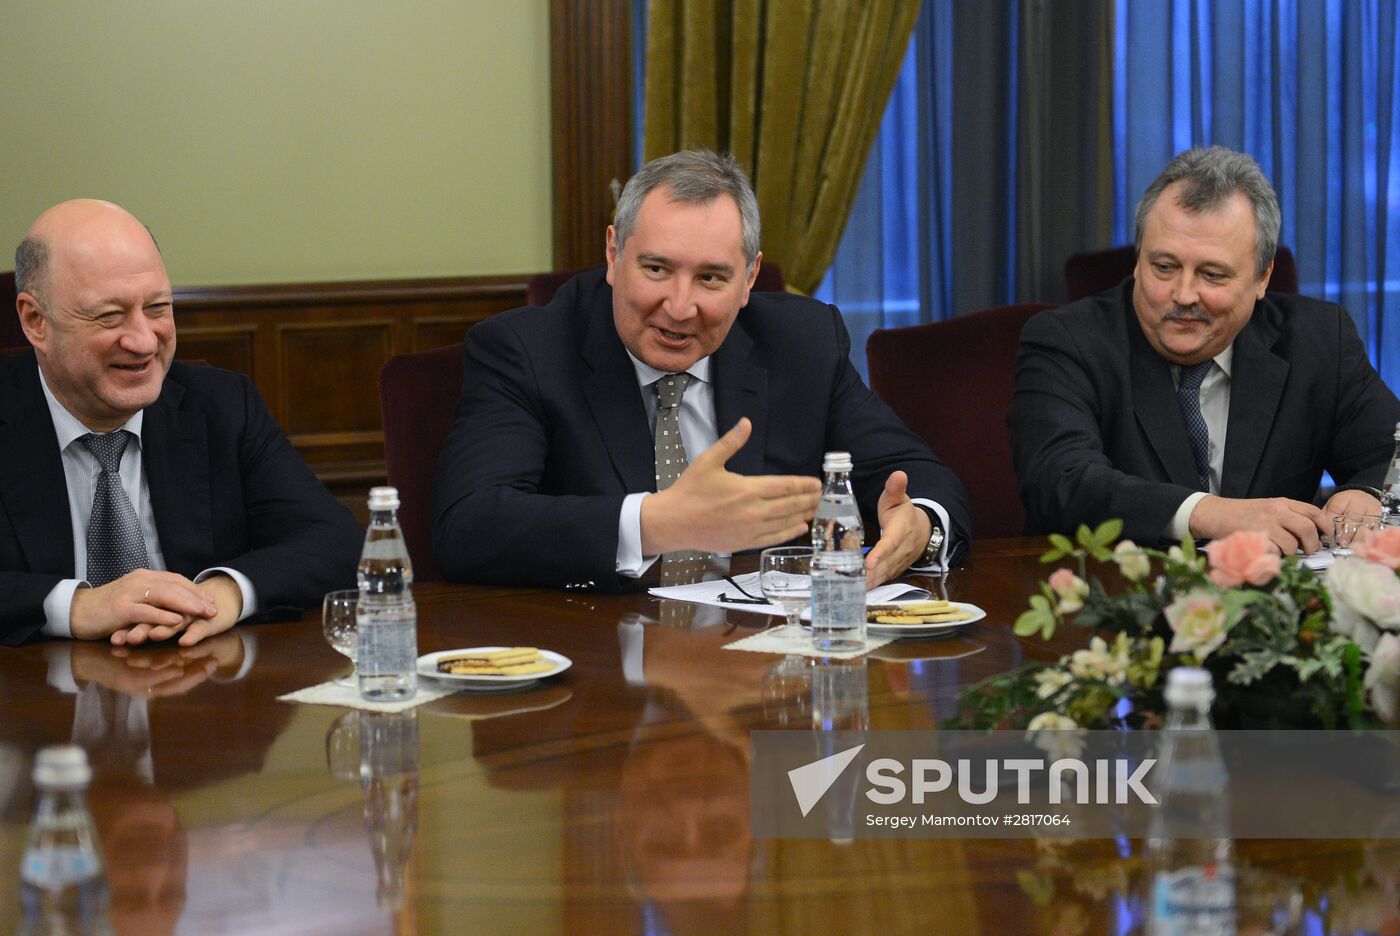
[654,373,708,593]
[80,431,150,586]
[1177,361,1214,491]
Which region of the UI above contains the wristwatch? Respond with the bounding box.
[918,510,945,567]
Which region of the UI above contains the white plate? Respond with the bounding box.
[418,647,572,690]
[865,601,986,638]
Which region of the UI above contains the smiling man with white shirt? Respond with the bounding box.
[433,149,971,591]
[0,199,361,646]
[1011,146,1400,554]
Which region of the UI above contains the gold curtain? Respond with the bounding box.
[643,0,921,295]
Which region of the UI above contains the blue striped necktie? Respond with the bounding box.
[1177,361,1214,491]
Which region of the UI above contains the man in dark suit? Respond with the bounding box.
[433,149,970,591]
[1011,146,1400,553]
[2,199,362,646]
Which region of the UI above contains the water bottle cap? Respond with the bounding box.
[32,745,90,790]
[822,452,853,473]
[368,486,400,511]
[1164,666,1214,707]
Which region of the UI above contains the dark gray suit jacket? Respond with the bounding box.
[432,269,971,590]
[0,352,363,644]
[1010,280,1400,542]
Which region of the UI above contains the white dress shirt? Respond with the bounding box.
[613,352,953,576]
[37,368,258,636]
[1166,345,1234,541]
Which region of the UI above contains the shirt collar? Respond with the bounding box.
[1174,344,1234,380]
[37,366,144,451]
[625,350,712,389]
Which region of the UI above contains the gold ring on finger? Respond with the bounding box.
[143,587,151,601]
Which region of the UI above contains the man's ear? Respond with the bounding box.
[605,225,619,286]
[16,292,45,349]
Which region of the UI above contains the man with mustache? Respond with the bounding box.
[1011,146,1400,554]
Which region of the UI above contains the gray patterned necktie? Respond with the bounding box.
[1177,361,1214,491]
[80,431,150,586]
[653,374,707,590]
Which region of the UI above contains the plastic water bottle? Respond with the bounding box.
[357,486,418,701]
[19,746,112,936]
[1147,667,1236,936]
[810,452,866,652]
[1381,422,1400,526]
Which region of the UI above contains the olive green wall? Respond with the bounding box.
[0,1,552,286]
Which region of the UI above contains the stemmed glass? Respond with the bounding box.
[323,589,359,686]
[760,546,814,634]
[1331,514,1382,558]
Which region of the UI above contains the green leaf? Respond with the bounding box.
[1049,533,1074,554]
[1092,518,1124,547]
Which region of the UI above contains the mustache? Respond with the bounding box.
[1162,304,1211,324]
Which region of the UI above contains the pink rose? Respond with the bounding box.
[1047,568,1089,613]
[1205,531,1281,588]
[1352,526,1400,570]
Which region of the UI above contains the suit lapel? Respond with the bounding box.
[1220,311,1288,498]
[711,318,767,477]
[0,354,75,575]
[580,294,657,492]
[142,376,214,574]
[1129,318,1203,488]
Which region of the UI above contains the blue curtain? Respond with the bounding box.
[1115,0,1400,385]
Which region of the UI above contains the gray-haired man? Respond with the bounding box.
[1012,145,1400,553]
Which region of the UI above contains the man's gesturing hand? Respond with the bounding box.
[70,570,218,643]
[640,418,821,556]
[1189,495,1329,555]
[865,470,933,586]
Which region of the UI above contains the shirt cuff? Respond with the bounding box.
[42,579,86,639]
[1168,492,1210,543]
[616,492,660,579]
[908,498,953,572]
[196,567,258,622]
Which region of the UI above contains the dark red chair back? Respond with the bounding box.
[1063,244,1298,300]
[1,272,26,350]
[525,262,785,307]
[377,344,465,582]
[866,303,1056,538]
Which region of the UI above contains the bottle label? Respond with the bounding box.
[22,845,100,887]
[1151,865,1236,935]
[811,561,865,638]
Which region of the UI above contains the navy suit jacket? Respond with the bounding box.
[0,352,363,644]
[432,269,971,590]
[1010,280,1400,542]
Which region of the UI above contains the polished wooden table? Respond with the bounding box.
[0,538,1394,934]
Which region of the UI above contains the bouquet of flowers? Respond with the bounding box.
[955,520,1400,730]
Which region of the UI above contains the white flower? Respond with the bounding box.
[1364,633,1400,725]
[1327,559,1400,650]
[1048,568,1089,614]
[1113,540,1151,582]
[1034,668,1073,700]
[1068,635,1129,686]
[1164,589,1230,661]
[1026,712,1086,760]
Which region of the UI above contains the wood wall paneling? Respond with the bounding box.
[550,0,634,270]
[171,275,527,506]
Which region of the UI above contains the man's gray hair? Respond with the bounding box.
[1134,145,1281,279]
[613,149,761,268]
[14,236,48,302]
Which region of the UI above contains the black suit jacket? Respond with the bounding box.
[0,352,363,644]
[1009,280,1400,542]
[432,269,971,590]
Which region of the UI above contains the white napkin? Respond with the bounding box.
[723,623,895,659]
[278,679,459,712]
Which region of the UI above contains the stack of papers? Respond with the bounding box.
[648,571,931,616]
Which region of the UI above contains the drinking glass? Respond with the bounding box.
[760,546,814,633]
[323,589,359,686]
[1331,514,1382,558]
